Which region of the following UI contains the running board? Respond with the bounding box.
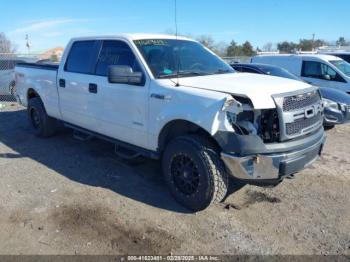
[73,130,94,141]
[63,122,159,160]
[115,144,141,160]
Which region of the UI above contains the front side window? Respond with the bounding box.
[134,39,234,78]
[330,60,350,77]
[65,41,97,74]
[302,61,345,82]
[95,40,142,76]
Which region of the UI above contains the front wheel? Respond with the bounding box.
[162,135,228,211]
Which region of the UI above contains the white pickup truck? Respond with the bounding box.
[15,34,326,211]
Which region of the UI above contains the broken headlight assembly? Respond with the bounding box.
[223,96,280,143]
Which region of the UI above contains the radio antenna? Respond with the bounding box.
[174,0,180,87]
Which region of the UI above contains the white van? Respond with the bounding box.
[252,54,350,93]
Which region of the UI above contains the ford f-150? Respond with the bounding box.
[15,34,326,211]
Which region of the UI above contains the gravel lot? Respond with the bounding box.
[0,103,349,255]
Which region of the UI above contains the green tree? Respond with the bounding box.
[298,39,326,51]
[226,40,240,56]
[242,41,256,56]
[336,37,348,46]
[277,41,298,53]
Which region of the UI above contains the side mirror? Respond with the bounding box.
[108,65,143,85]
[323,74,331,81]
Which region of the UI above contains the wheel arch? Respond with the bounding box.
[27,88,40,101]
[158,119,221,154]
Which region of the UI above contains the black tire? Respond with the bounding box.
[324,125,335,131]
[28,97,57,137]
[162,135,228,211]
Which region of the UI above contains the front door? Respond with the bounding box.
[84,40,149,149]
[301,60,349,92]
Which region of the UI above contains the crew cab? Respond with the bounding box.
[15,34,326,211]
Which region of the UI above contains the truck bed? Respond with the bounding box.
[16,62,59,71]
[15,62,61,120]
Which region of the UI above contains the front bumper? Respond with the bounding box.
[324,105,350,126]
[221,131,326,184]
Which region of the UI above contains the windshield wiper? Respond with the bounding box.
[214,69,232,74]
[158,71,206,79]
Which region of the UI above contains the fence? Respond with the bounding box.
[0,53,47,107]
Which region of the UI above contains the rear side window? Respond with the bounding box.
[65,41,97,74]
[95,40,141,76]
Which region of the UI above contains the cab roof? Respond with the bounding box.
[70,33,194,42]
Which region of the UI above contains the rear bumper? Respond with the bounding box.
[221,132,326,184]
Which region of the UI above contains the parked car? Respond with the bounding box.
[0,57,37,96]
[252,54,350,94]
[231,63,350,127]
[15,34,326,211]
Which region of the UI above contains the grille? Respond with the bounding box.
[286,113,322,136]
[283,91,321,112]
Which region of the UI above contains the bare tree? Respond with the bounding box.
[262,42,273,52]
[196,35,216,50]
[0,33,16,53]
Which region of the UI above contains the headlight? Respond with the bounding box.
[323,98,339,111]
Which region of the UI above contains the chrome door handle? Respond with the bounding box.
[150,93,171,100]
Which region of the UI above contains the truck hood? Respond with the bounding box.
[166,73,313,109]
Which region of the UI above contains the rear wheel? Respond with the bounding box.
[162,135,228,211]
[28,97,57,137]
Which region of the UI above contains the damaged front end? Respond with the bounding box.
[216,92,326,185]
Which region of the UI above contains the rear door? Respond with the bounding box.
[301,60,349,91]
[83,40,149,148]
[57,40,101,131]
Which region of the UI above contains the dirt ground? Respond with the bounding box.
[0,103,349,255]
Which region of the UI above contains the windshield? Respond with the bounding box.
[259,66,301,81]
[134,39,234,79]
[330,60,350,77]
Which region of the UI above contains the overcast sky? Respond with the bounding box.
[2,0,349,53]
